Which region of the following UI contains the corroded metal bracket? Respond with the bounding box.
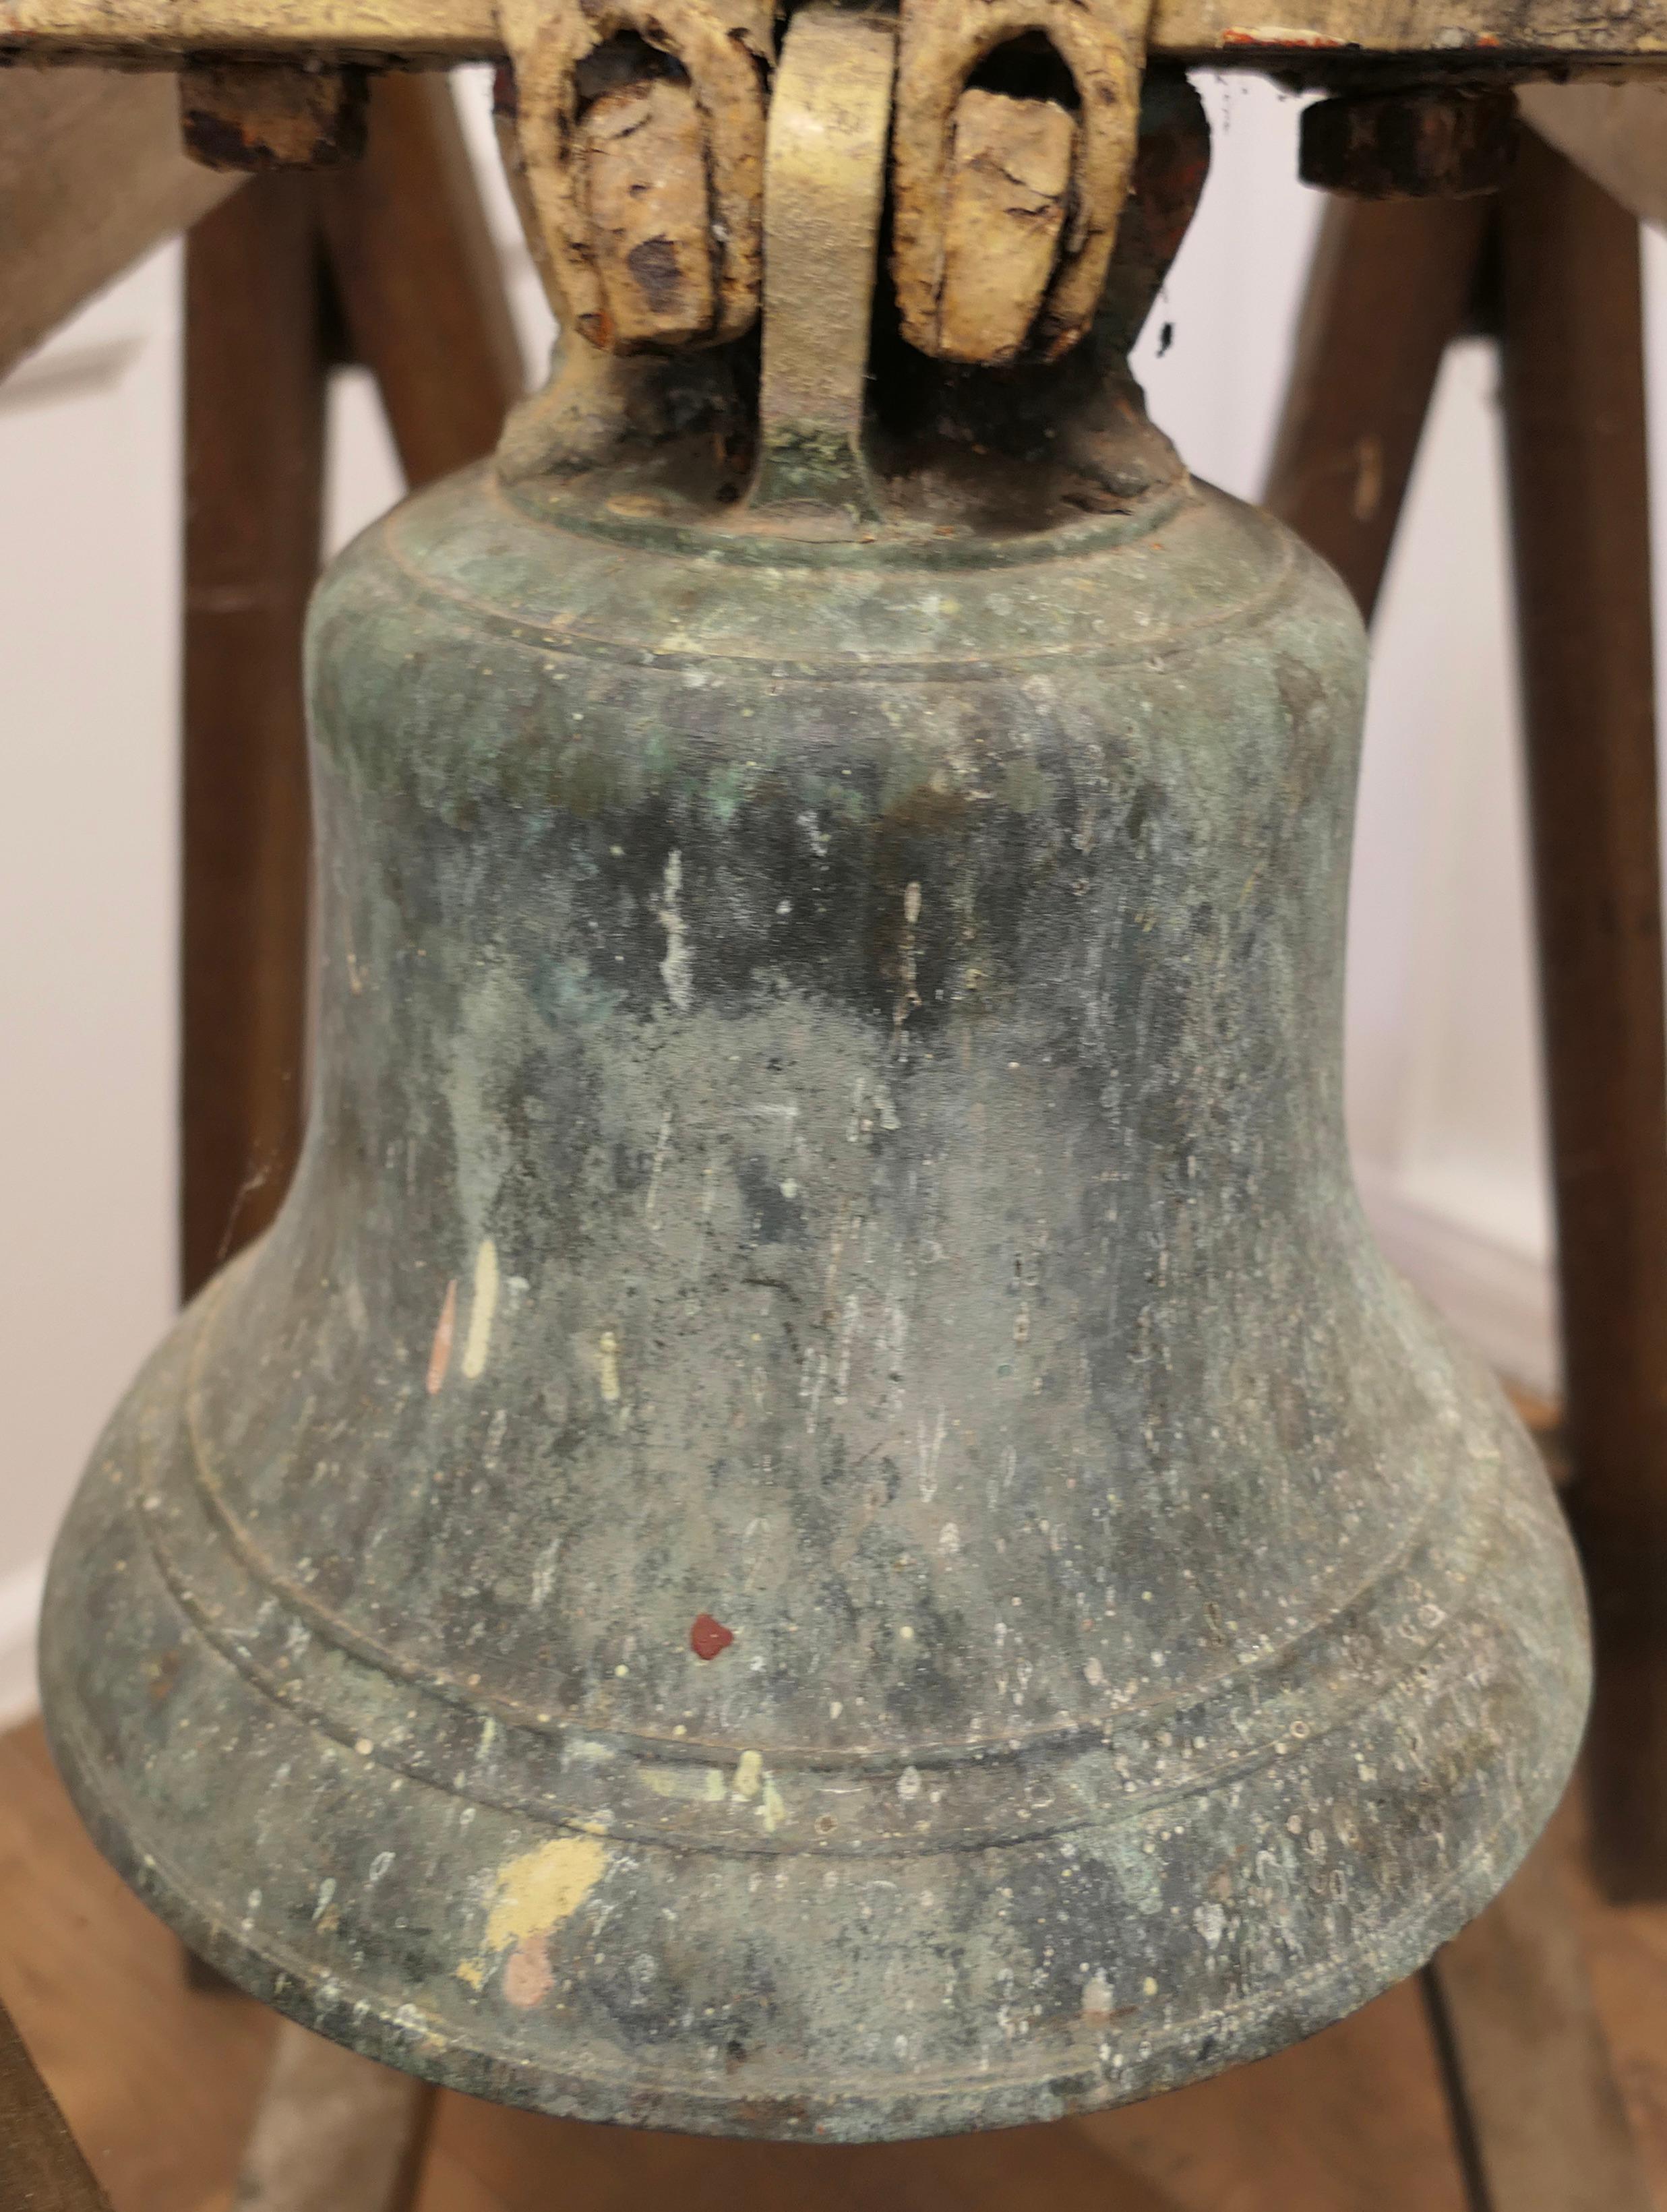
[892,0,1153,363]
[495,0,772,352]
[492,0,1151,371]
[752,3,896,520]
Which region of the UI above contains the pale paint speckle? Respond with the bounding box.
[502,1933,554,2008]
[644,1110,673,1225]
[760,1777,787,1833]
[894,880,923,1031]
[1082,1971,1114,2018]
[599,1330,622,1403]
[461,1237,499,1379]
[531,1535,562,1608]
[731,1749,764,1801]
[643,1765,727,1803]
[657,850,694,1010]
[917,1408,947,1501]
[426,1279,458,1394]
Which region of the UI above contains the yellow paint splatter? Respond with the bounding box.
[484,1835,609,1953]
[456,1833,609,1996]
[462,1237,499,1380]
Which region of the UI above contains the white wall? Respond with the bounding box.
[2,73,1664,1725]
[0,249,181,1725]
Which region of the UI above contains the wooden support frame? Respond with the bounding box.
[0,1992,113,2212]
[7,30,1666,2209]
[1425,1834,1656,2212]
[181,69,523,1295]
[1266,131,1667,1907]
[181,172,326,1295]
[1263,102,1666,2212]
[4,0,1667,69]
[231,2025,437,2212]
[1263,193,1490,626]
[0,67,239,380]
[1499,128,1667,1909]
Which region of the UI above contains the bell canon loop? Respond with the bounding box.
[41,7,1588,2147]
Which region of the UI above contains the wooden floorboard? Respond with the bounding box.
[5,1715,1666,2211]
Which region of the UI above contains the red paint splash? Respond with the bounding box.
[690,1613,734,1660]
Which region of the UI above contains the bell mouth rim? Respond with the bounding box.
[44,1665,1580,2143]
[156,1256,1545,1860]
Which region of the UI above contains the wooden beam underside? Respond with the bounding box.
[4,0,1667,67]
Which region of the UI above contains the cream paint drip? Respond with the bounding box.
[426,1279,458,1394]
[456,1833,609,2003]
[342,901,364,995]
[461,1237,499,1380]
[894,879,923,1033]
[644,1764,727,1803]
[657,849,694,1010]
[760,1777,787,1834]
[731,1749,764,1801]
[598,1330,622,1403]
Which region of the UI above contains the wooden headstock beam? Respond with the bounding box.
[2,0,1665,74]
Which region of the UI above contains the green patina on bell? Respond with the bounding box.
[40,41,1586,2145]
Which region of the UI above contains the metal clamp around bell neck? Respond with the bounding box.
[491,0,1177,511]
[892,0,1156,363]
[748,3,899,529]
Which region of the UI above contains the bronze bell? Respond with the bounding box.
[41,7,1587,2145]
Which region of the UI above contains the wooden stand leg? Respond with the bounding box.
[177,68,522,2178]
[317,72,524,489]
[0,1991,113,2212]
[1500,129,1667,1907]
[180,75,524,1307]
[1265,147,1660,2202]
[181,173,326,1300]
[1264,193,1491,621]
[1424,1832,1656,2212]
[231,2024,437,2212]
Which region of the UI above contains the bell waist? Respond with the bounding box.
[133,1265,1544,1861]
